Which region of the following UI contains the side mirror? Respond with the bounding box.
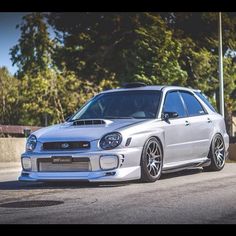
[162,111,179,121]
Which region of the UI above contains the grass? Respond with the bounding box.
[226,159,236,163]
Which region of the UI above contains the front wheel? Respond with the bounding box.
[204,134,226,171]
[140,137,163,182]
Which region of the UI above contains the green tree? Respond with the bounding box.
[0,67,20,125]
[10,12,236,134]
[161,12,236,135]
[10,13,54,78]
[10,13,83,126]
[161,12,236,56]
[18,69,82,126]
[47,12,187,86]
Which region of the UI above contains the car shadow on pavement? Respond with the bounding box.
[0,180,135,190]
[160,167,203,180]
[0,168,203,190]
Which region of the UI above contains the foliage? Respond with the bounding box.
[47,13,187,86]
[4,12,236,135]
[161,12,236,133]
[18,70,82,126]
[0,67,19,124]
[10,13,53,78]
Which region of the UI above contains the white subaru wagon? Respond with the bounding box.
[19,83,229,183]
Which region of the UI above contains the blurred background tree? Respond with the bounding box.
[3,12,235,135]
[160,12,236,134]
[0,67,20,124]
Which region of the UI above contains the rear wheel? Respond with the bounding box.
[140,137,163,182]
[204,134,226,171]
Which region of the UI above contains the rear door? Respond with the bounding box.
[179,91,213,160]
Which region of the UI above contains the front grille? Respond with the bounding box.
[38,157,91,172]
[42,141,90,151]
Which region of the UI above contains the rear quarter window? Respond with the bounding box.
[194,92,216,112]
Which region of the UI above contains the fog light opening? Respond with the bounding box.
[22,157,32,171]
[100,155,118,170]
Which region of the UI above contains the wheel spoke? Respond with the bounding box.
[153,154,160,158]
[217,155,222,162]
[151,165,157,176]
[218,147,224,152]
[218,154,224,162]
[152,160,161,165]
[218,142,224,149]
[151,142,157,154]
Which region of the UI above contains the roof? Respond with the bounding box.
[102,85,164,94]
[101,85,200,94]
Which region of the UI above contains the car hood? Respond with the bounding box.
[33,119,147,142]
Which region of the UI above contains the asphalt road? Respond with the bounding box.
[1,163,236,224]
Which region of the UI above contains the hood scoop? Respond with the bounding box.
[73,119,107,126]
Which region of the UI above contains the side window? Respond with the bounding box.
[194,92,216,112]
[180,91,206,116]
[163,91,187,118]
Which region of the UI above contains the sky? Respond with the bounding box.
[0,12,55,75]
[0,12,27,75]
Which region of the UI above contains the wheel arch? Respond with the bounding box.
[140,135,164,163]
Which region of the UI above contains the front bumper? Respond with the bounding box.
[18,147,142,182]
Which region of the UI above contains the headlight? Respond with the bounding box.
[99,132,122,150]
[26,135,37,152]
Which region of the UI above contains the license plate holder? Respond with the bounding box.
[52,156,72,164]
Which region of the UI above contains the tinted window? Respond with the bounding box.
[163,91,187,118]
[194,92,216,112]
[71,91,161,120]
[180,92,206,116]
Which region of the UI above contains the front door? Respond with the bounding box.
[161,91,193,164]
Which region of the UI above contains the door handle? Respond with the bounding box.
[185,120,190,126]
[207,118,212,123]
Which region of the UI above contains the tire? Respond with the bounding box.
[204,134,226,171]
[140,137,163,182]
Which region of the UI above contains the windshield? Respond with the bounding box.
[71,90,162,120]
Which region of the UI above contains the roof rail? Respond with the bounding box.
[122,82,147,88]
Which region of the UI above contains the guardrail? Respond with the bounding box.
[0,125,41,137]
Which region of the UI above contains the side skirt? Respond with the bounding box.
[162,158,211,174]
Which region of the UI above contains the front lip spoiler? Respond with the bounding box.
[18,166,141,182]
